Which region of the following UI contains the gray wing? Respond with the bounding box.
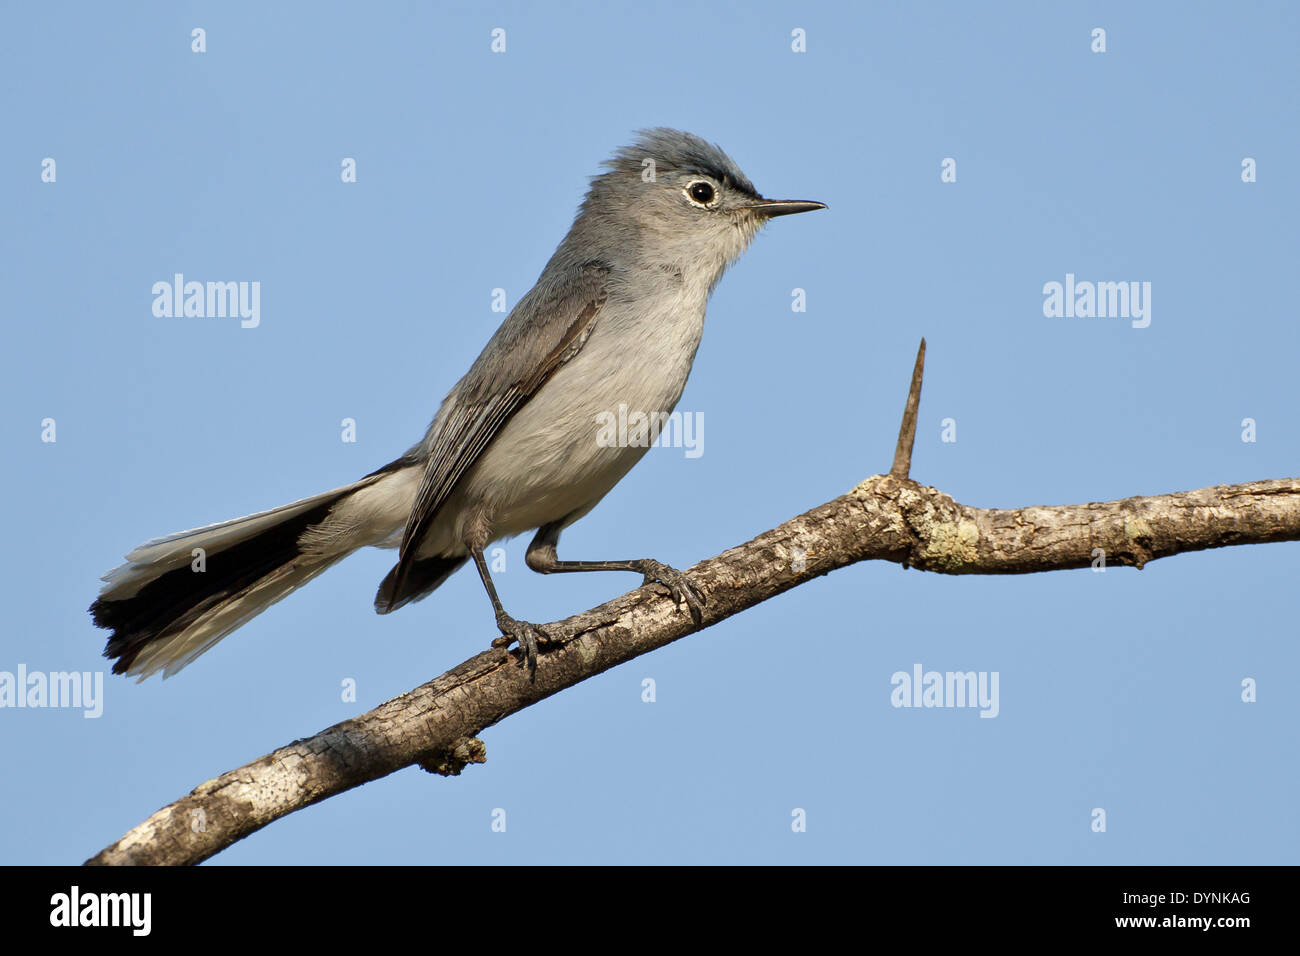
[387,261,610,598]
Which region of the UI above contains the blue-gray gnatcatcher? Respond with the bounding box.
[91,128,826,679]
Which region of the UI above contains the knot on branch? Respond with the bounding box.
[1118,514,1157,569]
[855,475,978,573]
[417,736,487,776]
[908,504,981,573]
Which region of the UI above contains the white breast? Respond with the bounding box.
[436,277,711,547]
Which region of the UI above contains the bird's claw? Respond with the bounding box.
[635,559,706,625]
[491,614,549,679]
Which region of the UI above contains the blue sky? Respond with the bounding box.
[2,1,1297,864]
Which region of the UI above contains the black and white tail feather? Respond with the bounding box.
[90,459,441,680]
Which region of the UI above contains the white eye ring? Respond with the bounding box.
[684,180,718,207]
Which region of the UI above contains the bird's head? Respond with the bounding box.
[572,128,825,289]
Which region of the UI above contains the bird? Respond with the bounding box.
[90,128,826,680]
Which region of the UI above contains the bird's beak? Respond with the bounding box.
[748,199,827,218]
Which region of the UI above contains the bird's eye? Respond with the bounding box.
[687,181,716,205]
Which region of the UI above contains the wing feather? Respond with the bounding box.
[383,261,609,606]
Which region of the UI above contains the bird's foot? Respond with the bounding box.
[633,559,706,625]
[490,613,550,679]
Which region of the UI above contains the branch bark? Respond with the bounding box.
[86,342,1300,865]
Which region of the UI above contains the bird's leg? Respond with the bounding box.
[470,548,546,678]
[525,522,706,625]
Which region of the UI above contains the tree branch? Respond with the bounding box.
[86,341,1300,865]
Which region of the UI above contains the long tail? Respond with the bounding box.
[90,463,418,680]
